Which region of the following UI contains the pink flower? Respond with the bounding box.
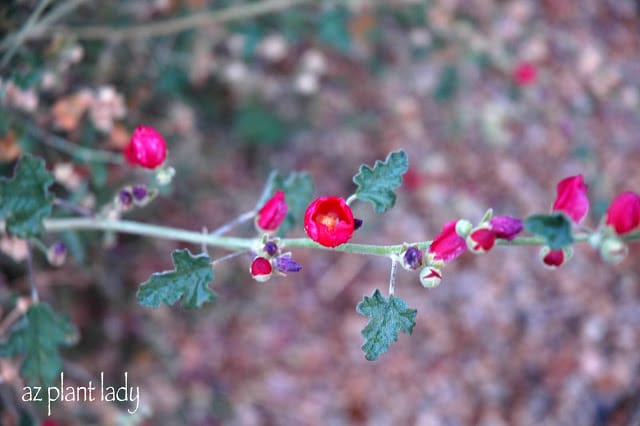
[256,190,288,232]
[513,62,537,86]
[605,191,640,235]
[250,257,273,282]
[552,175,589,224]
[542,249,565,267]
[123,125,167,169]
[429,221,466,262]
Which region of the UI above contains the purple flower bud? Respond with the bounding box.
[276,255,302,273]
[47,241,67,267]
[403,246,423,270]
[264,241,278,256]
[354,218,363,230]
[132,185,148,201]
[488,216,523,241]
[119,189,133,207]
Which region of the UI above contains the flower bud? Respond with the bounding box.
[466,227,496,253]
[123,125,167,169]
[47,241,67,267]
[132,185,147,201]
[256,190,288,233]
[605,191,640,235]
[402,246,423,270]
[419,266,442,288]
[552,175,589,224]
[263,241,279,257]
[489,216,523,241]
[539,246,573,269]
[118,189,133,209]
[599,237,628,264]
[250,257,273,282]
[455,219,473,238]
[428,221,466,262]
[275,254,302,274]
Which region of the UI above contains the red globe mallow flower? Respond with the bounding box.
[250,257,273,282]
[123,125,167,169]
[467,228,496,253]
[552,175,589,224]
[256,190,288,232]
[513,62,537,86]
[428,220,466,262]
[304,196,355,248]
[489,216,523,241]
[605,191,640,235]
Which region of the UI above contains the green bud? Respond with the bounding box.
[419,266,442,288]
[599,237,628,264]
[455,219,473,238]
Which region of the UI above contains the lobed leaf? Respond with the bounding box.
[137,249,215,309]
[353,150,408,213]
[524,213,574,250]
[356,289,417,361]
[0,154,54,238]
[0,303,77,386]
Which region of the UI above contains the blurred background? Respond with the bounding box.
[1,0,640,424]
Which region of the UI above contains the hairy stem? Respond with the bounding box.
[40,218,640,259]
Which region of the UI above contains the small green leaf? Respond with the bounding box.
[524,213,574,250]
[356,289,417,361]
[0,154,54,238]
[0,303,77,386]
[137,249,215,309]
[353,150,408,213]
[258,170,313,236]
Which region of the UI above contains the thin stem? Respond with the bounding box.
[54,198,94,217]
[388,258,398,296]
[210,210,256,236]
[212,250,250,266]
[345,194,357,206]
[29,238,49,256]
[34,217,640,257]
[25,242,39,303]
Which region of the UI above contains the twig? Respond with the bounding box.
[0,0,53,68]
[0,0,89,51]
[210,210,256,236]
[0,299,30,338]
[52,0,315,41]
[54,197,95,217]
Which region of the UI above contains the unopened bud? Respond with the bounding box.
[47,241,67,267]
[455,219,473,238]
[599,237,628,264]
[419,266,442,288]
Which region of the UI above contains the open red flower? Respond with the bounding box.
[552,175,589,224]
[605,191,640,235]
[256,190,288,232]
[250,257,273,282]
[124,125,167,169]
[304,196,354,247]
[429,220,466,262]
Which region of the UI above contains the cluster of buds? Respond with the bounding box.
[250,191,302,282]
[115,184,156,211]
[457,212,524,254]
[250,238,302,282]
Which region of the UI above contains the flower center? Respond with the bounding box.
[317,212,340,231]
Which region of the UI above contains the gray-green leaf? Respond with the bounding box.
[0,303,77,386]
[353,150,408,213]
[356,289,417,361]
[137,249,215,309]
[0,154,54,238]
[524,213,574,250]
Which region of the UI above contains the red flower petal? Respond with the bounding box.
[542,249,564,267]
[428,220,466,262]
[552,175,589,224]
[605,191,640,235]
[304,196,354,248]
[256,190,288,232]
[468,228,496,253]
